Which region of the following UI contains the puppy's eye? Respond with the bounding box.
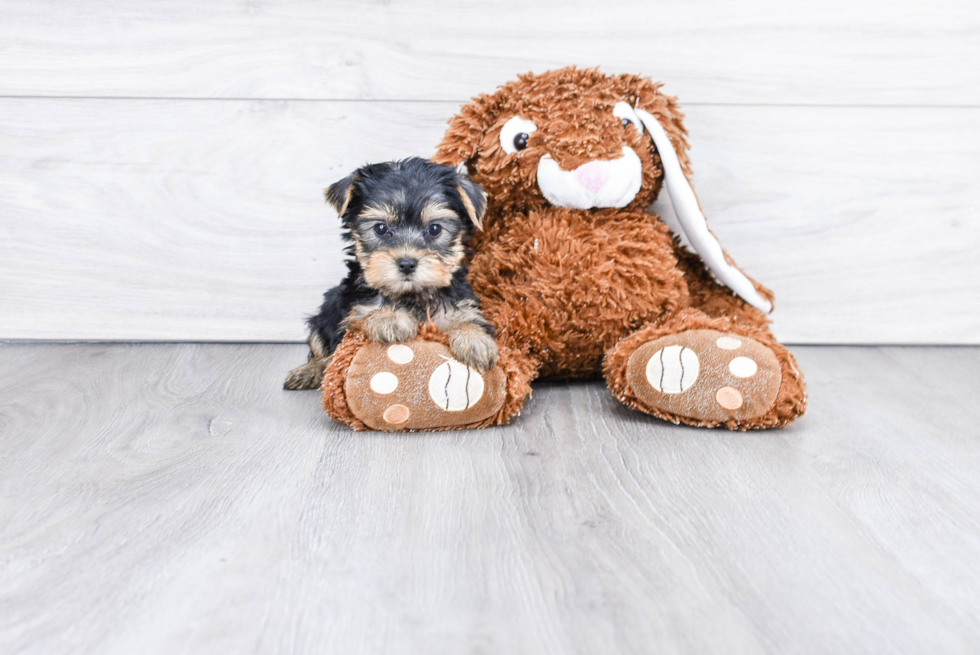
[373,222,388,236]
[426,223,442,237]
[613,101,644,134]
[499,116,538,155]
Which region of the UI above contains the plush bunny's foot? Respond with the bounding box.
[625,329,782,426]
[341,339,508,431]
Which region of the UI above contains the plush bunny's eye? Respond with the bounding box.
[613,102,643,133]
[499,116,538,155]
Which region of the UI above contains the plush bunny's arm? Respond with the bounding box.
[635,108,773,314]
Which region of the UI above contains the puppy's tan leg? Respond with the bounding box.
[284,358,330,390]
[284,332,330,390]
[444,300,499,372]
[353,305,418,343]
[446,323,498,372]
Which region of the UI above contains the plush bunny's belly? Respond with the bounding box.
[469,208,690,378]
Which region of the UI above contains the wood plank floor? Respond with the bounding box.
[1,343,979,654]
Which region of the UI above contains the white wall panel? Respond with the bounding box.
[1,99,976,343]
[0,0,976,105]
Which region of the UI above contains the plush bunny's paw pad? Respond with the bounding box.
[342,340,507,431]
[626,329,781,423]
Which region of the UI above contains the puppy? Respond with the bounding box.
[284,158,498,391]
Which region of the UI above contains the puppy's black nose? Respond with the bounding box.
[397,257,418,275]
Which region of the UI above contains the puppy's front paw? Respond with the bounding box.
[362,307,418,343]
[448,325,499,372]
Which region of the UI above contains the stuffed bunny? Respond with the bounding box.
[319,67,806,431]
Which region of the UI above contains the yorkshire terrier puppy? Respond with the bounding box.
[284,158,498,390]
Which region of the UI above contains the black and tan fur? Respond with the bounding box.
[284,158,496,390]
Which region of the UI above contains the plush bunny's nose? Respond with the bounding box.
[574,161,610,194]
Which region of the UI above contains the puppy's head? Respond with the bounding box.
[326,158,487,296]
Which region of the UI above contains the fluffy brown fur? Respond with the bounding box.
[321,67,806,430]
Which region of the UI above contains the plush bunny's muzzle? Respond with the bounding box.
[536,146,643,210]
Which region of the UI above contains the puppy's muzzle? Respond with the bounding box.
[363,247,454,294]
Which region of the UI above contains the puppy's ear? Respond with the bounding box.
[455,173,487,231]
[324,172,358,223]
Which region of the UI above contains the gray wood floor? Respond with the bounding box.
[1,343,979,654]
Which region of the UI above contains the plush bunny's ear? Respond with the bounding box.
[325,172,358,224]
[432,95,498,169]
[635,108,773,314]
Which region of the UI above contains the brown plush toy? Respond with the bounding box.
[321,67,806,431]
